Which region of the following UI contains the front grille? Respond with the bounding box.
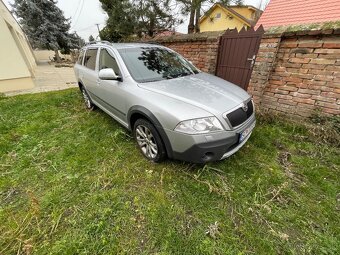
[226,100,254,128]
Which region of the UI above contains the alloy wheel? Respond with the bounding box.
[135,125,158,159]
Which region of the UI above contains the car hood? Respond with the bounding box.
[138,72,251,116]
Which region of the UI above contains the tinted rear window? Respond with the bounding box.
[84,49,98,70]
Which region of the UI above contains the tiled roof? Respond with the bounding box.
[256,0,340,29]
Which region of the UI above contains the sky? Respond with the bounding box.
[3,0,270,40]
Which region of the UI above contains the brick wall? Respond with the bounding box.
[148,32,222,74]
[249,30,340,117]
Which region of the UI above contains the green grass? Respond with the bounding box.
[0,89,339,255]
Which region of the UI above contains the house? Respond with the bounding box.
[0,0,36,93]
[153,30,183,38]
[256,0,340,30]
[199,3,262,32]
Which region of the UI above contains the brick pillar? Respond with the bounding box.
[248,34,282,105]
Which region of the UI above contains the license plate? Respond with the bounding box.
[239,122,255,143]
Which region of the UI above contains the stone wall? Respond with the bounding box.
[148,31,223,74]
[249,29,340,116]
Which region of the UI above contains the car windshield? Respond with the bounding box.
[118,47,199,83]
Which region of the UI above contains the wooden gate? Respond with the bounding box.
[215,25,264,90]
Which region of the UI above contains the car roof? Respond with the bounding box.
[84,41,162,50]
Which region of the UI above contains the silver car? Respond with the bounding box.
[74,41,256,163]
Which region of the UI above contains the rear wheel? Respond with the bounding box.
[80,86,95,110]
[133,119,166,162]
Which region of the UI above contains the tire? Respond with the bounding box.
[80,86,95,110]
[133,119,166,162]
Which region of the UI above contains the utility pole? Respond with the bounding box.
[95,23,100,34]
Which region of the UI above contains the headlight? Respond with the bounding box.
[174,117,224,134]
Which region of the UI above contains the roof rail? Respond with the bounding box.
[85,40,112,46]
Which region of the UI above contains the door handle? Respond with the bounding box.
[247,55,256,67]
[96,79,101,85]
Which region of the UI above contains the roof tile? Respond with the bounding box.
[256,0,340,29]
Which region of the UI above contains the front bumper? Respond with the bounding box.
[165,115,255,164]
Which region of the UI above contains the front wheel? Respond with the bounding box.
[133,119,166,162]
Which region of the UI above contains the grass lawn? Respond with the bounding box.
[0,89,339,254]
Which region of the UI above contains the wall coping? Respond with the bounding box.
[144,31,224,43]
[263,21,340,38]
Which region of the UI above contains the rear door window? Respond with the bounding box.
[84,49,98,70]
[99,48,121,76]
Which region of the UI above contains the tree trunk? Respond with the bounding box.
[194,1,201,33]
[187,0,195,34]
[54,50,61,63]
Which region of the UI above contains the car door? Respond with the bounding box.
[94,47,128,122]
[82,47,99,97]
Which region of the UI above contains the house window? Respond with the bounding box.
[215,13,221,19]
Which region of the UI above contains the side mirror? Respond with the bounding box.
[99,68,121,81]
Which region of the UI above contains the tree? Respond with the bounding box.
[132,0,179,37]
[88,35,95,42]
[99,0,137,42]
[12,0,80,62]
[99,0,181,41]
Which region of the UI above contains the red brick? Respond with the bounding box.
[275,67,286,72]
[275,94,293,100]
[280,86,298,92]
[302,64,326,70]
[293,97,315,104]
[263,92,275,96]
[282,63,303,68]
[292,92,312,98]
[314,49,340,54]
[303,80,327,86]
[326,66,340,72]
[277,99,298,106]
[284,77,303,83]
[314,75,334,82]
[308,69,334,76]
[281,42,298,48]
[315,101,339,109]
[298,42,323,48]
[310,59,336,65]
[295,53,318,58]
[320,86,334,92]
[263,95,278,102]
[298,88,320,95]
[322,108,340,115]
[322,42,340,48]
[317,54,340,59]
[312,96,336,103]
[269,80,284,85]
[296,82,308,88]
[275,89,290,95]
[262,38,281,43]
[297,103,315,109]
[291,73,315,79]
[289,58,311,64]
[320,91,340,99]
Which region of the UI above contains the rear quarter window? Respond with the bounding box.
[77,49,85,65]
[84,49,98,70]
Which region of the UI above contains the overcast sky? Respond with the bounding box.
[3,0,269,40]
